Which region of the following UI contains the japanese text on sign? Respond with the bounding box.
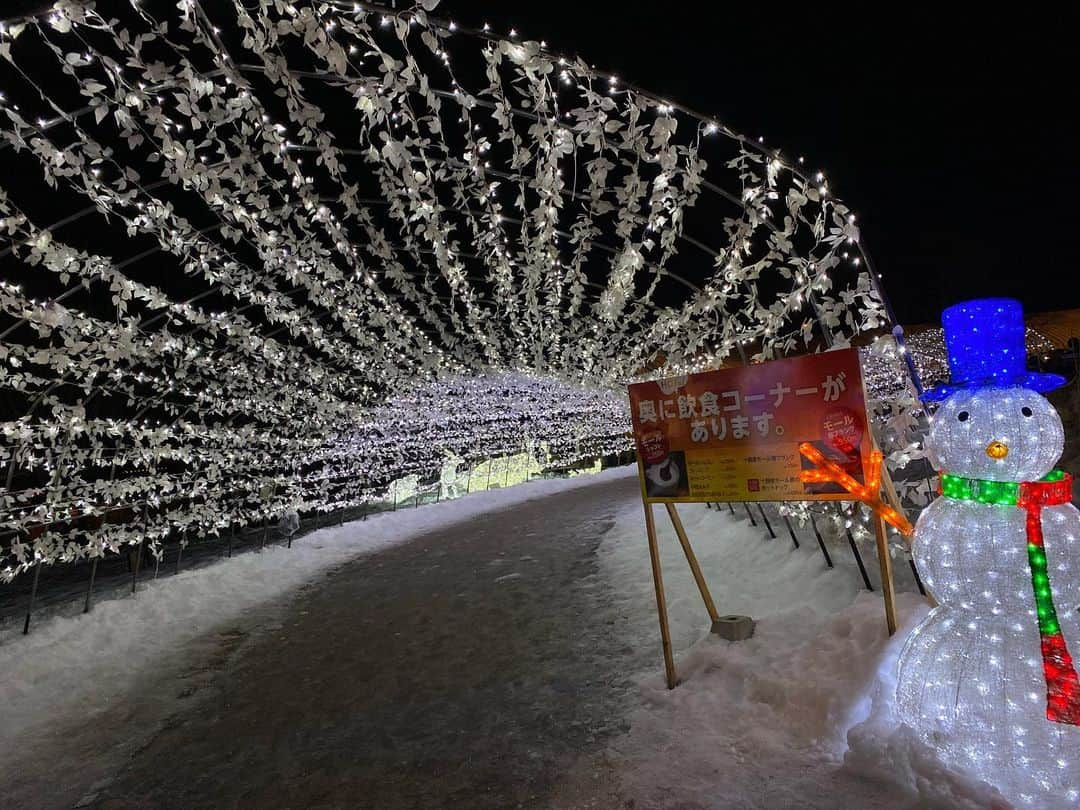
[628,349,869,502]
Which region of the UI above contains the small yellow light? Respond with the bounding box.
[985,440,1009,460]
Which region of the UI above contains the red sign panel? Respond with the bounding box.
[628,348,870,502]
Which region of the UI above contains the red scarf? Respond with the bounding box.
[941,471,1080,724]
[1018,474,1080,725]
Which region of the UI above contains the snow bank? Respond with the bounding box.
[0,467,636,758]
[597,501,1010,808]
[843,619,1012,810]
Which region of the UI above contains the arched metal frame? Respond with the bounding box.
[0,0,921,585]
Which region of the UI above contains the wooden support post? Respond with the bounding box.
[665,503,720,624]
[879,462,927,597]
[809,514,833,568]
[756,504,776,538]
[644,501,677,689]
[871,511,898,636]
[782,514,800,549]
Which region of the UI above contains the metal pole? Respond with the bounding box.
[909,557,927,596]
[132,505,147,593]
[132,540,143,593]
[836,503,872,590]
[21,438,69,635]
[83,557,98,613]
[781,514,800,550]
[727,502,735,515]
[809,514,833,568]
[87,439,120,612]
[175,535,184,574]
[22,562,42,635]
[861,251,924,397]
[743,502,757,527]
[755,504,776,539]
[262,484,275,546]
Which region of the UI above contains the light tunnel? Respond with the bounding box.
[0,1,906,585]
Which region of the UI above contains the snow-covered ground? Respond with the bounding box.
[0,467,1021,808]
[597,500,1010,808]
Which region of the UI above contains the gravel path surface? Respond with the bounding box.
[72,473,643,809]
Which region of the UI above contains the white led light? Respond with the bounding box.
[898,385,1080,806]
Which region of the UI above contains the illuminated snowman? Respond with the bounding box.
[896,299,1080,806]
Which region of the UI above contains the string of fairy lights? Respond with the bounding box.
[0,0,909,582]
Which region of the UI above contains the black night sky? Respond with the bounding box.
[447,2,1080,324]
[4,1,1078,325]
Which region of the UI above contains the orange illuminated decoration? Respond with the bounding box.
[797,442,913,537]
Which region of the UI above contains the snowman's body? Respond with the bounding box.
[896,386,1080,805]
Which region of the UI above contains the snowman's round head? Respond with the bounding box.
[927,386,1063,481]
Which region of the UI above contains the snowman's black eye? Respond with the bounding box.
[957,411,969,422]
[1022,406,1033,417]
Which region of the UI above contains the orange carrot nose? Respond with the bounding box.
[986,440,1009,460]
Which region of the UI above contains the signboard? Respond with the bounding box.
[627,348,902,689]
[628,348,870,503]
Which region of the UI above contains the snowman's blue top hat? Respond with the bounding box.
[922,297,1065,402]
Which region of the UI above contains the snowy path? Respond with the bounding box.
[1,470,643,809]
[2,468,1005,809]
